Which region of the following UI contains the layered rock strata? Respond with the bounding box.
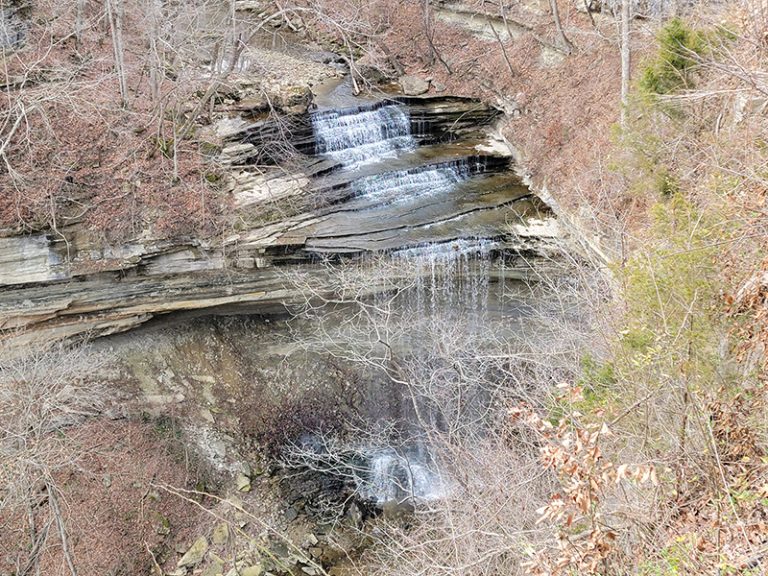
[0,95,559,345]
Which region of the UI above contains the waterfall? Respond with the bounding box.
[302,94,527,508]
[359,445,446,505]
[351,241,505,506]
[349,159,481,206]
[390,238,499,319]
[391,237,499,263]
[311,103,415,167]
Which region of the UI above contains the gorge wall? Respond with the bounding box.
[0,88,561,347]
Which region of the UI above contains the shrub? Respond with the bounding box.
[639,18,709,96]
[617,195,721,377]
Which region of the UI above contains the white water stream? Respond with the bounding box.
[310,102,508,505]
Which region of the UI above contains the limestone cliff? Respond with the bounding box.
[0,93,559,346]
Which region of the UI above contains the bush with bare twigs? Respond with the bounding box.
[0,341,106,576]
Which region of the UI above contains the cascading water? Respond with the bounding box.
[391,238,499,320]
[359,445,446,505]
[311,102,415,167]
[348,158,478,206]
[306,96,523,506]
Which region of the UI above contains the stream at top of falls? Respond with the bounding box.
[292,89,563,507]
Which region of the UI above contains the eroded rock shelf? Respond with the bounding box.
[0,93,560,345]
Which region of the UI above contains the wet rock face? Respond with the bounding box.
[0,94,558,347]
[0,3,27,50]
[226,95,502,166]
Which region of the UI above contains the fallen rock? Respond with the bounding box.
[240,565,263,576]
[236,472,252,492]
[302,533,319,548]
[178,536,209,568]
[234,0,265,10]
[210,438,228,459]
[202,553,225,576]
[399,74,430,96]
[155,512,171,536]
[359,64,389,85]
[276,85,312,114]
[200,407,216,423]
[212,522,230,545]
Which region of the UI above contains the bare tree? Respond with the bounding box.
[279,247,605,574]
[105,0,128,107]
[0,340,107,576]
[550,0,574,54]
[620,0,631,126]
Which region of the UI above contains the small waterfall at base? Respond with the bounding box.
[354,240,503,507]
[311,103,415,167]
[359,445,446,505]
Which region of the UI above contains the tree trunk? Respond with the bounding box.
[488,16,516,78]
[620,0,631,127]
[48,484,78,576]
[75,0,86,46]
[549,0,574,54]
[106,0,128,108]
[147,0,162,105]
[422,0,452,74]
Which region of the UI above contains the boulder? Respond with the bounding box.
[178,536,209,568]
[234,1,265,10]
[236,472,252,492]
[276,85,312,114]
[202,553,225,576]
[733,94,768,125]
[212,522,230,545]
[399,75,430,96]
[358,64,389,85]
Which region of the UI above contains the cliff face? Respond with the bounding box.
[0,93,560,346]
[4,0,630,350]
